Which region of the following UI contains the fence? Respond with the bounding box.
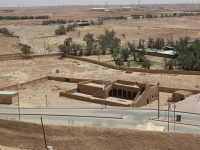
[0,77,48,91]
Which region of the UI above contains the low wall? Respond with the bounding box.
[22,53,62,59]
[48,76,65,82]
[66,55,200,76]
[60,92,130,107]
[159,87,200,94]
[0,77,48,91]
[0,53,24,61]
[69,78,86,83]
[132,85,158,107]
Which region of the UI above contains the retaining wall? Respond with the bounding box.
[0,77,48,91]
[0,53,24,61]
[66,55,200,76]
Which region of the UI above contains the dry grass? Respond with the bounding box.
[0,119,200,150]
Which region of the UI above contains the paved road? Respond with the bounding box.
[8,24,68,31]
[0,108,200,134]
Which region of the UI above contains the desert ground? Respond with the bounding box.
[0,4,200,150]
[0,56,198,108]
[0,119,200,150]
[0,5,200,108]
[5,16,200,54]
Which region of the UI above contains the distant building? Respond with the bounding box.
[169,90,193,102]
[90,8,106,12]
[60,80,158,107]
[0,91,18,104]
[122,7,132,11]
[104,9,110,12]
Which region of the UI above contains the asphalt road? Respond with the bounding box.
[8,24,67,31]
[0,108,200,134]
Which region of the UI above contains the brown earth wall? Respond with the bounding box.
[66,55,200,75]
[60,92,130,107]
[22,53,62,59]
[0,35,19,38]
[65,88,77,94]
[132,86,158,107]
[117,80,138,86]
[159,87,200,94]
[0,53,24,61]
[92,90,105,98]
[48,76,65,82]
[78,84,102,95]
[0,77,48,90]
[69,78,87,83]
[60,92,92,102]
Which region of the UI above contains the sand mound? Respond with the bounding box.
[0,119,200,150]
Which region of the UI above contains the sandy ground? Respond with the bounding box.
[0,6,200,108]
[0,145,28,150]
[1,118,200,150]
[0,36,20,55]
[0,56,198,108]
[1,80,103,108]
[0,57,200,90]
[1,13,199,54]
[10,16,200,54]
[82,54,166,69]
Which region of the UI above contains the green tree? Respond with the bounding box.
[120,48,130,61]
[83,33,96,56]
[115,57,124,66]
[98,35,107,55]
[58,37,73,56]
[127,60,131,68]
[104,29,121,54]
[111,51,119,61]
[165,59,175,70]
[137,39,145,49]
[148,37,155,49]
[122,33,125,39]
[137,49,146,62]
[127,41,137,61]
[142,58,153,69]
[71,42,82,56]
[55,25,66,35]
[20,44,31,55]
[154,37,165,49]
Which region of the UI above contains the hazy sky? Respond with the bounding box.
[0,0,199,7]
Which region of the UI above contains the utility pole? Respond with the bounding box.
[157,82,160,118]
[104,82,106,108]
[174,98,176,132]
[17,84,21,121]
[44,42,46,54]
[168,102,171,131]
[45,95,47,107]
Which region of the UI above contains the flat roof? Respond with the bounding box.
[85,83,103,88]
[0,91,18,95]
[114,83,139,88]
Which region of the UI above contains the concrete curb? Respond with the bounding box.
[152,118,200,127]
[0,113,124,119]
